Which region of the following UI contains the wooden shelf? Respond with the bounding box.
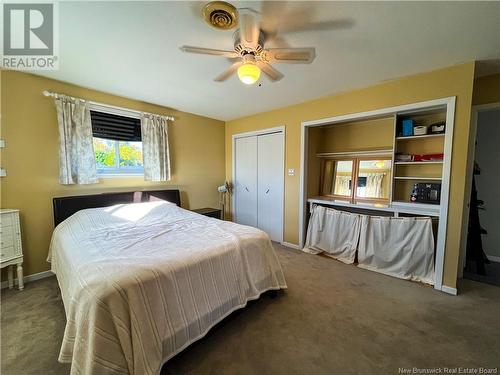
[394,176,442,181]
[316,149,393,158]
[394,161,443,165]
[396,134,445,140]
[391,201,440,215]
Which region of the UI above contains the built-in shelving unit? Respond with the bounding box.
[393,107,447,206]
[309,107,448,210]
[301,97,455,293]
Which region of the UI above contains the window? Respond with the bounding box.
[320,156,392,204]
[320,159,354,198]
[355,159,392,202]
[91,110,144,175]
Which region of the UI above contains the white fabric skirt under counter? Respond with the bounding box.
[357,215,435,284]
[304,205,361,264]
[304,205,435,284]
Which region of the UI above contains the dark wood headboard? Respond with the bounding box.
[53,189,181,226]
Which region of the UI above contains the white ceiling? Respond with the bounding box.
[35,1,500,121]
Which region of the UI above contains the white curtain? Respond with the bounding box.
[141,114,171,182]
[334,176,351,195]
[357,216,435,284]
[304,205,361,264]
[365,173,385,198]
[54,95,97,185]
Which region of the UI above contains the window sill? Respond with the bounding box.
[98,173,144,179]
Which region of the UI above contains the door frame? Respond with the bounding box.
[232,126,286,243]
[458,101,500,277]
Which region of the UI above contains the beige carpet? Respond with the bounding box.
[2,245,500,375]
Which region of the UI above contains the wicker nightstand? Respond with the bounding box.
[1,209,24,290]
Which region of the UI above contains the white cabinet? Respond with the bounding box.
[234,131,284,242]
[1,209,24,290]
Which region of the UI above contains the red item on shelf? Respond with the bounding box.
[413,153,444,162]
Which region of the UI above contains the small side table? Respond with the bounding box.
[192,207,222,220]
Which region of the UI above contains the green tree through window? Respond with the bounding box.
[93,138,143,173]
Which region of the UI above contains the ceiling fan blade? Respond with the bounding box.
[180,46,239,58]
[262,48,316,64]
[239,13,260,49]
[260,2,354,34]
[214,62,242,82]
[278,19,354,34]
[257,62,284,82]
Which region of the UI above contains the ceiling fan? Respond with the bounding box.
[180,2,316,85]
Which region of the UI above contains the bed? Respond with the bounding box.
[48,189,287,375]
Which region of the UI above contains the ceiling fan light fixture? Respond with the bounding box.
[237,63,261,85]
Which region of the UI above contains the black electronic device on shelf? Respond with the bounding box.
[411,183,441,204]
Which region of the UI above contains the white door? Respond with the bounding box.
[234,136,258,227]
[257,132,284,242]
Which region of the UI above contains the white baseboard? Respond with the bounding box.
[486,255,500,263]
[441,285,458,295]
[1,270,54,289]
[282,241,300,250]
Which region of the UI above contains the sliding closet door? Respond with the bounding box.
[257,132,284,242]
[234,136,258,227]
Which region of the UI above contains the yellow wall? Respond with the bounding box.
[472,73,500,105]
[0,70,225,278]
[225,62,476,289]
[319,117,394,153]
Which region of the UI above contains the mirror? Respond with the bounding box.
[321,159,354,197]
[356,159,392,200]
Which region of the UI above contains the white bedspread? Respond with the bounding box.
[48,201,286,375]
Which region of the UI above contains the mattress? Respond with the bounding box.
[48,201,287,375]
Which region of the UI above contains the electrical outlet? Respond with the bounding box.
[288,168,295,176]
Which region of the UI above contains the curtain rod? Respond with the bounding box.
[42,90,175,121]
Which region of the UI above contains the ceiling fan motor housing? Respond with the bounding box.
[233,30,265,56]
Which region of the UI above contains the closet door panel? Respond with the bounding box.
[234,136,258,227]
[257,132,284,242]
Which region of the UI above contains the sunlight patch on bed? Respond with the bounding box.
[104,201,165,221]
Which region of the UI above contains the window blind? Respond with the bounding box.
[91,110,141,141]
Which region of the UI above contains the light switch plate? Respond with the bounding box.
[288,168,295,176]
[0,168,6,177]
[0,140,5,148]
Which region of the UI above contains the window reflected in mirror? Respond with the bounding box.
[356,159,392,200]
[321,159,354,197]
